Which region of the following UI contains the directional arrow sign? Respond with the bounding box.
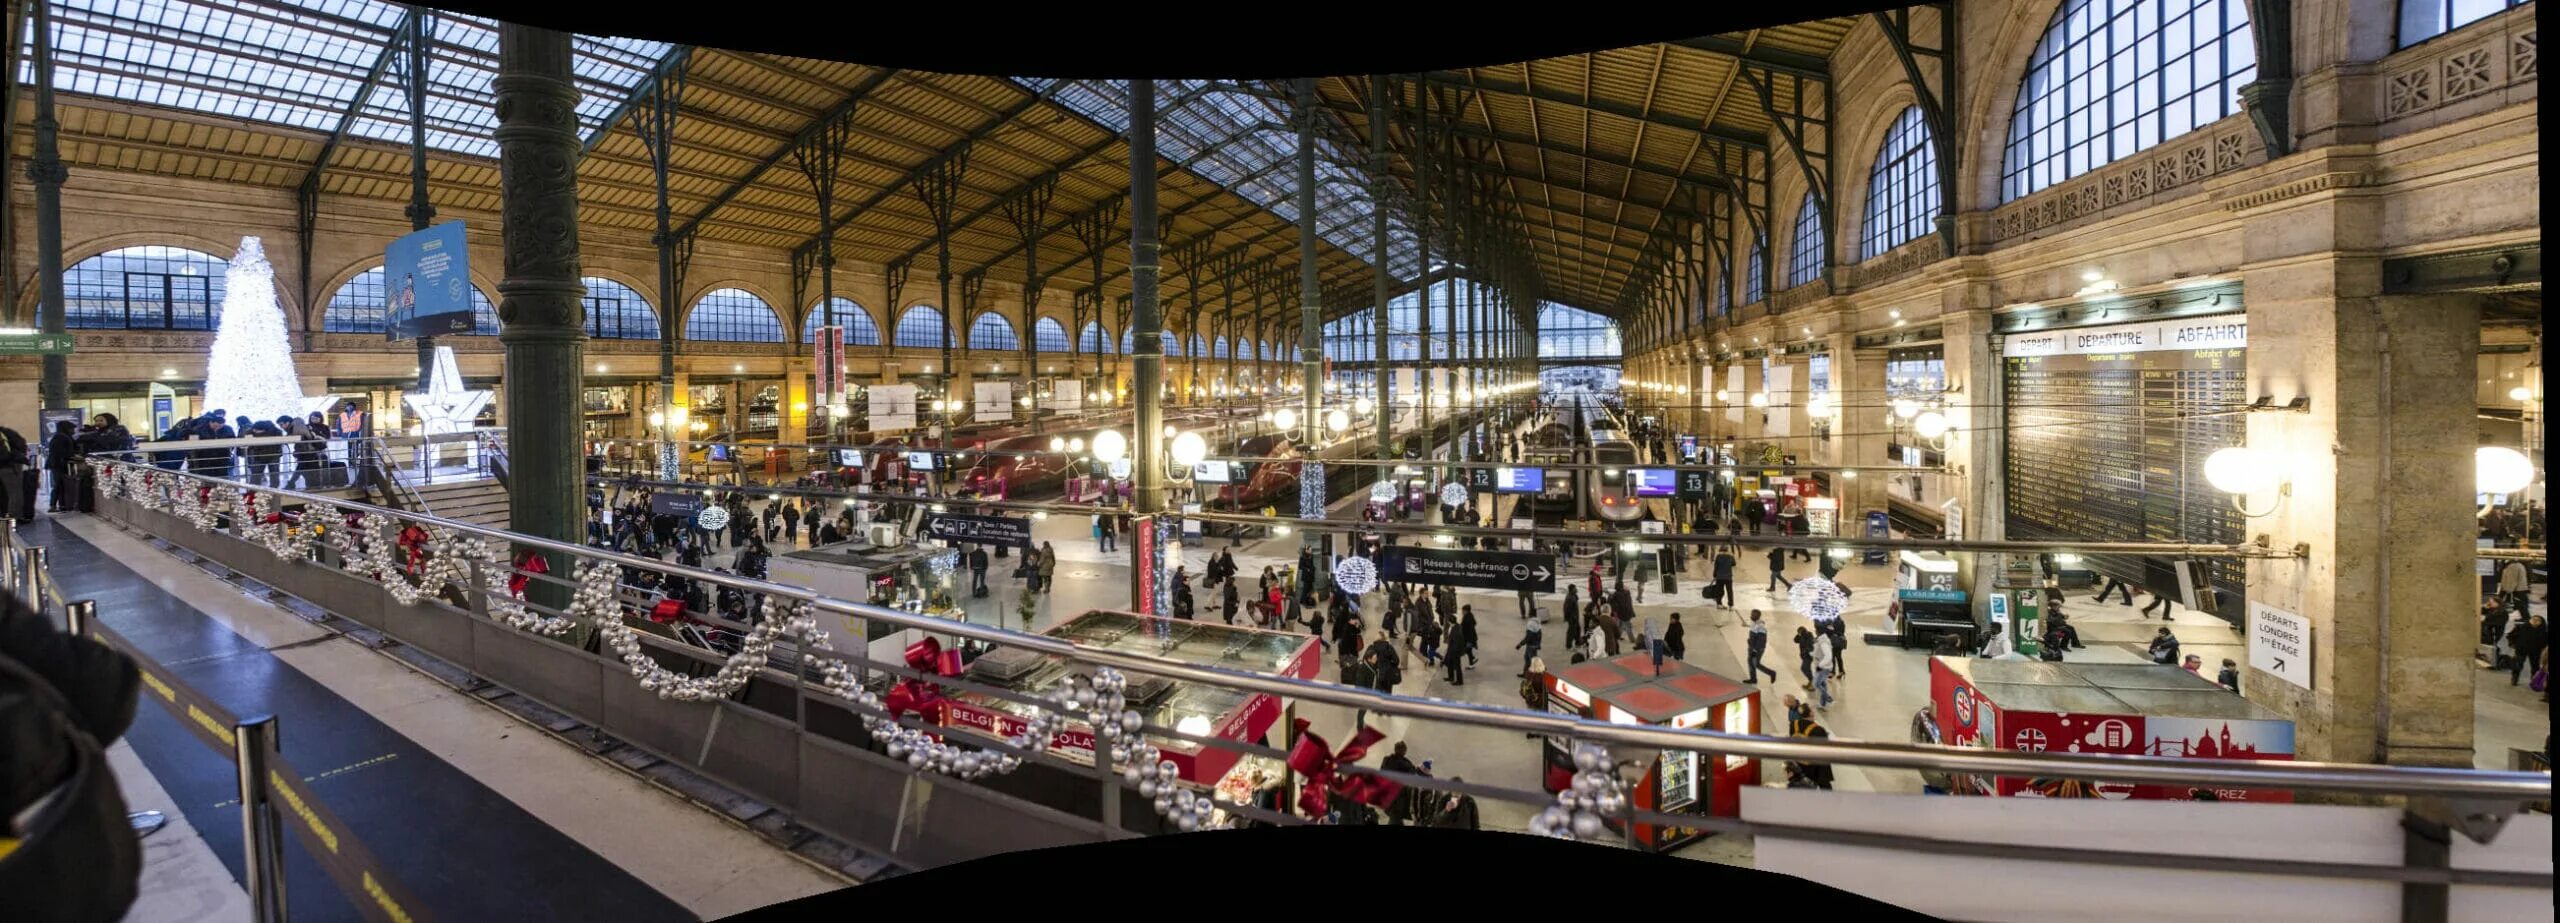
[0,333,75,356]
[1378,546,1558,593]
[919,512,1035,548]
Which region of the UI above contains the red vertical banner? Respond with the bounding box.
[1130,513,1156,615]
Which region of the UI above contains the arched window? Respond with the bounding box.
[802,298,879,346]
[685,288,783,342]
[2003,0,2257,202]
[1863,106,1942,258]
[2400,0,2527,47]
[1786,194,1826,289]
[1212,336,1231,359]
[1166,333,1187,358]
[1744,236,1767,305]
[967,312,1018,351]
[894,305,946,349]
[65,246,227,330]
[1120,327,1134,354]
[324,265,499,335]
[1032,317,1071,352]
[581,277,659,340]
[1716,257,1732,316]
[1188,333,1207,358]
[1080,322,1114,354]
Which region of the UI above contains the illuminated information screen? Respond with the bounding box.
[2002,315,2249,618]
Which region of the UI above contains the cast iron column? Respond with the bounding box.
[493,24,588,596]
[1293,78,1324,557]
[1129,80,1166,516]
[1369,76,1393,462]
[28,0,68,410]
[406,12,438,390]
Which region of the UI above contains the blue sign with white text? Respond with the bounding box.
[386,221,475,339]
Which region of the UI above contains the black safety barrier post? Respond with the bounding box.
[235,715,288,923]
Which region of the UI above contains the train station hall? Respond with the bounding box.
[0,0,2546,919]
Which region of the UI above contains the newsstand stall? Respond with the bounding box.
[1540,653,1762,851]
[944,610,1319,796]
[1929,656,2296,801]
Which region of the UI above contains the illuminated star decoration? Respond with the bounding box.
[404,345,492,466]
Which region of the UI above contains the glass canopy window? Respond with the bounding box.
[1015,78,1408,281]
[1081,322,1115,354]
[802,298,879,346]
[2002,0,2257,202]
[895,305,946,350]
[1863,106,1942,259]
[967,312,1019,351]
[685,288,784,343]
[64,246,226,330]
[1536,303,1621,360]
[581,277,658,340]
[27,0,680,161]
[2399,0,2528,47]
[1032,318,1071,353]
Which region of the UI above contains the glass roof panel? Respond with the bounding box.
[26,0,673,162]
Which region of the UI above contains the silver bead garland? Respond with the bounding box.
[1527,742,1625,842]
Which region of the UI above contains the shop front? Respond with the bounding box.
[1541,653,1761,850]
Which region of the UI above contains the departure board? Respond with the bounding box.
[2002,315,2249,619]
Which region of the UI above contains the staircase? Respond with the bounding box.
[409,478,513,529]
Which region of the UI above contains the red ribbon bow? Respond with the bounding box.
[396,524,430,576]
[508,550,549,597]
[882,637,966,724]
[242,489,287,525]
[1284,717,1402,818]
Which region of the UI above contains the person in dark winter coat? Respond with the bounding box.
[1,591,144,921]
[1378,742,1423,825]
[1767,545,1794,591]
[1514,618,1543,675]
[1428,778,1481,829]
[1794,625,1818,680]
[43,421,79,512]
[1442,608,1477,684]
[1744,610,1779,682]
[1363,631,1405,696]
[2148,627,2181,665]
[1664,612,1687,661]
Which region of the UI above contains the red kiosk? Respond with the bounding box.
[1540,653,1762,851]
[1929,656,2297,801]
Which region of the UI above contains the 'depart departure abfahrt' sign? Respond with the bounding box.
[919,512,1034,548]
[1378,546,1557,593]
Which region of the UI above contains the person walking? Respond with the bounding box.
[1767,545,1793,592]
[1441,608,1474,685]
[2148,626,2182,665]
[41,421,78,512]
[1824,618,1848,678]
[2140,587,2175,619]
[1036,541,1058,594]
[2498,559,2533,617]
[1378,742,1423,826]
[1562,588,1583,652]
[967,545,991,597]
[1221,576,1239,625]
[2506,616,2547,686]
[1744,610,1779,683]
[1809,631,1836,709]
[1416,605,1444,667]
[1363,631,1405,696]
[1793,624,1818,682]
[1711,544,1737,610]
[2093,573,2135,606]
[1514,617,1544,676]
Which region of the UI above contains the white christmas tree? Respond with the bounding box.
[201,236,311,426]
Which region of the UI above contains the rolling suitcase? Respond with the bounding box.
[74,464,96,513]
[16,468,37,522]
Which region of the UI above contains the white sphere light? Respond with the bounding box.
[1326,409,1351,433]
[1891,398,1922,419]
[1272,408,1298,431]
[1353,396,1374,416]
[1912,410,1952,439]
[1748,392,1769,408]
[2509,385,2536,402]
[2203,446,2279,494]
[1049,436,1067,452]
[1805,394,1831,417]
[1171,431,1209,467]
[2476,446,2535,495]
[1091,429,1129,464]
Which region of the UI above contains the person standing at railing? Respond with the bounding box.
[42,421,79,514]
[242,418,284,487]
[188,410,235,478]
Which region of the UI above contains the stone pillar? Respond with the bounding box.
[2247,262,2481,767]
[1830,334,1887,520]
[492,24,587,587]
[1937,308,2002,543]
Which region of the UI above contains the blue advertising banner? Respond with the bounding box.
[386,221,474,339]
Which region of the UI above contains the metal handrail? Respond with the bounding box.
[83,453,2555,803]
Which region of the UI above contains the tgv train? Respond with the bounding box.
[1207,433,1304,511]
[1507,399,1650,532]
